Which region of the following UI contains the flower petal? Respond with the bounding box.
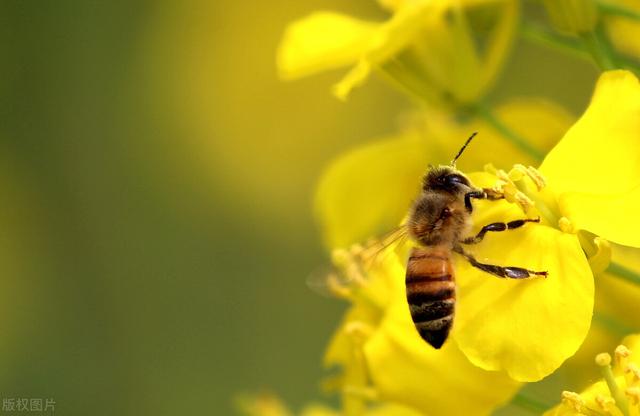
[452,182,594,381]
[314,133,428,249]
[364,285,521,415]
[276,12,379,80]
[540,70,640,247]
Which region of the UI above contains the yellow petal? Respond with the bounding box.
[364,288,521,415]
[276,12,379,80]
[540,70,640,247]
[453,183,594,381]
[314,133,428,249]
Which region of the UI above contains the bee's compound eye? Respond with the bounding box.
[445,174,469,187]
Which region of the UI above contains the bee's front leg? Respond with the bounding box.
[463,188,504,213]
[461,217,540,245]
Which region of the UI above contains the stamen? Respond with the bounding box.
[559,216,577,234]
[560,391,607,416]
[615,345,631,372]
[345,321,374,345]
[597,352,630,416]
[595,394,616,412]
[626,387,640,406]
[561,391,586,412]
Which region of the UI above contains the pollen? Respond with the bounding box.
[626,387,640,405]
[345,321,374,345]
[561,391,587,412]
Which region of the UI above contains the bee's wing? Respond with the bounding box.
[306,266,353,299]
[306,225,409,299]
[361,224,409,267]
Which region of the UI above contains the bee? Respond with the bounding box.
[405,132,547,349]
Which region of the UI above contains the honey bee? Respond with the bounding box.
[405,132,547,349]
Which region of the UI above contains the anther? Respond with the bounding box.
[596,352,612,367]
[562,391,586,412]
[626,387,640,405]
[345,321,374,345]
[615,344,631,370]
[595,394,616,411]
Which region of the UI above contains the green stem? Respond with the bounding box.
[597,0,640,21]
[607,261,640,286]
[520,22,640,73]
[520,22,590,59]
[511,393,552,414]
[580,26,617,70]
[473,102,545,162]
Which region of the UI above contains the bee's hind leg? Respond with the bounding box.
[453,245,548,279]
[461,218,540,245]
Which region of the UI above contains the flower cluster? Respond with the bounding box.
[241,1,640,415]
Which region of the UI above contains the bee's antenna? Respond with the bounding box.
[451,132,478,166]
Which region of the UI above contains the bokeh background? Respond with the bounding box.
[0,1,597,415]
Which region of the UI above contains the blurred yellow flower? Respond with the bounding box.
[277,0,518,104]
[603,0,640,58]
[236,392,422,416]
[544,334,640,416]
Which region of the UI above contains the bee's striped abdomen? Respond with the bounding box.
[405,247,455,349]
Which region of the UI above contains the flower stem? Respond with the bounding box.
[520,22,640,73]
[520,22,589,59]
[597,0,640,21]
[580,26,617,70]
[472,102,545,162]
[512,393,551,414]
[607,261,640,286]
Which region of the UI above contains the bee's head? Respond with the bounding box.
[423,165,471,194]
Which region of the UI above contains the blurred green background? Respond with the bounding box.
[0,1,597,415]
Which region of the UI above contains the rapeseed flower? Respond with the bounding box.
[316,69,640,384]
[320,244,521,415]
[277,0,517,104]
[544,334,640,416]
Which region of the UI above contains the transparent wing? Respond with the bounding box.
[306,225,409,299]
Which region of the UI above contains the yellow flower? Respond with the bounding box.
[315,98,574,248]
[277,0,518,104]
[322,245,521,415]
[316,69,640,383]
[558,243,640,388]
[544,334,640,416]
[541,0,599,35]
[452,70,640,381]
[236,392,422,416]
